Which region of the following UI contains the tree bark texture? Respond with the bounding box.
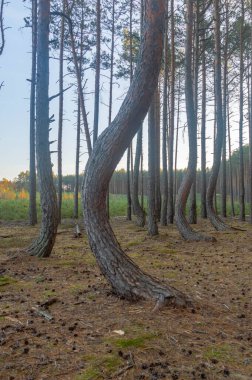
[206,0,230,231]
[175,0,213,241]
[82,0,188,306]
[27,0,58,258]
[29,0,38,226]
[148,96,159,236]
[57,2,65,223]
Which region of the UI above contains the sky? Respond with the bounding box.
[0,1,244,181]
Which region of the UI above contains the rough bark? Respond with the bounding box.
[93,0,101,145]
[175,0,213,242]
[82,0,189,306]
[27,0,58,258]
[206,0,230,231]
[29,0,38,226]
[57,2,65,224]
[249,0,252,223]
[148,95,159,236]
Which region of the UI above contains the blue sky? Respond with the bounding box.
[0,1,243,182]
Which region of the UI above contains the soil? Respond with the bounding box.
[0,217,252,380]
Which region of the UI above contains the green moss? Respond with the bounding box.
[0,275,17,287]
[76,354,123,380]
[112,333,156,349]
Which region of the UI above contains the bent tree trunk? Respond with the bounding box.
[27,0,58,258]
[206,0,230,231]
[83,0,188,306]
[175,0,213,242]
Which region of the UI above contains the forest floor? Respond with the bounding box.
[0,217,252,380]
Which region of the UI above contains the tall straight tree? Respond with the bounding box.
[148,92,159,236]
[175,0,212,241]
[167,0,175,224]
[82,0,188,306]
[27,0,59,258]
[249,0,252,223]
[29,0,38,226]
[239,0,245,221]
[161,1,168,226]
[57,0,65,223]
[189,0,199,225]
[201,0,207,219]
[206,0,229,231]
[93,0,101,145]
[221,0,229,218]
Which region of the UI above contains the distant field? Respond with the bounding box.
[0,193,146,221]
[0,191,249,221]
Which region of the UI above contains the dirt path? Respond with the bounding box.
[0,218,252,379]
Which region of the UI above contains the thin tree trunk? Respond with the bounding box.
[167,0,175,224]
[148,95,158,235]
[249,0,252,223]
[239,0,245,221]
[57,2,65,224]
[93,0,101,145]
[27,0,58,258]
[189,0,199,225]
[155,87,161,221]
[175,0,213,241]
[29,0,38,226]
[161,10,168,226]
[221,0,229,218]
[132,126,145,226]
[201,7,207,219]
[206,0,230,231]
[82,0,189,306]
[55,4,92,156]
[0,0,5,56]
[74,98,81,219]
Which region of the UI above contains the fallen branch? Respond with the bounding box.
[32,307,53,321]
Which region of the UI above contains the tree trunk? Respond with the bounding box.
[161,10,168,226]
[201,8,207,219]
[27,0,58,258]
[175,0,213,242]
[74,98,81,219]
[148,94,159,236]
[206,0,230,231]
[155,87,161,221]
[0,0,5,56]
[249,0,252,223]
[189,0,199,225]
[29,0,38,226]
[57,2,65,224]
[93,0,101,145]
[239,0,245,221]
[167,0,175,224]
[82,0,189,306]
[132,126,146,227]
[221,0,229,218]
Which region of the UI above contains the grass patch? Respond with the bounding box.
[0,275,17,287]
[203,343,232,362]
[76,354,123,380]
[108,333,156,349]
